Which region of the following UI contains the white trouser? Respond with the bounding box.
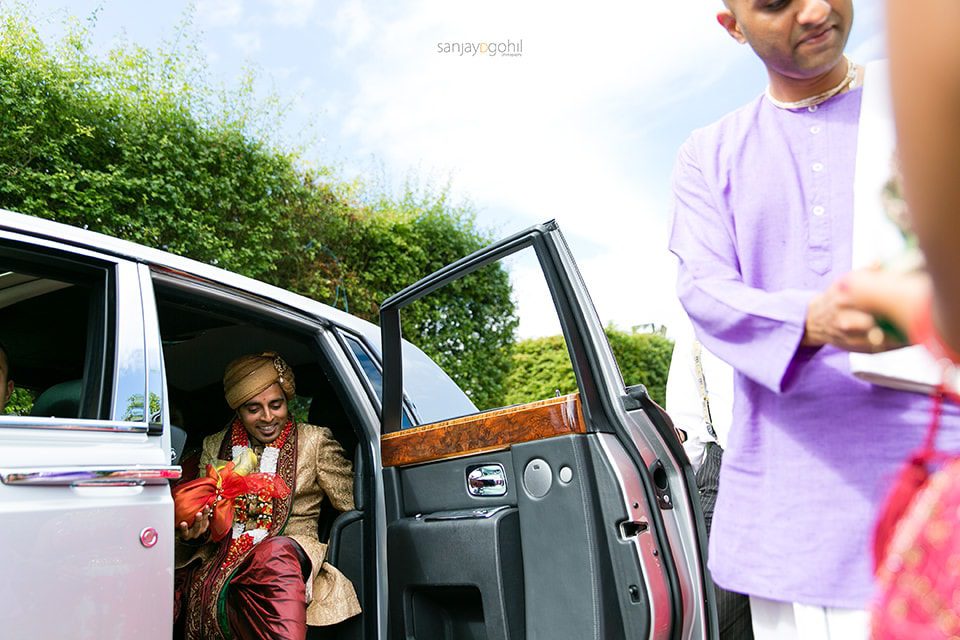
[749,596,870,640]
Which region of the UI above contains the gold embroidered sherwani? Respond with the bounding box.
[177,423,361,627]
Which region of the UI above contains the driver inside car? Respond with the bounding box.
[173,351,360,640]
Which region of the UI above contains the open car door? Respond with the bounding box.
[379,221,717,640]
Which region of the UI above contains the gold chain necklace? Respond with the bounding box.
[765,56,859,110]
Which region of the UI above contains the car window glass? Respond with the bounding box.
[345,336,383,400]
[0,255,111,420]
[396,246,575,425]
[342,334,415,428]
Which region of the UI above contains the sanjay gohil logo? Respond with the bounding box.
[436,39,523,57]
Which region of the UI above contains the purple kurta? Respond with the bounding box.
[668,88,960,608]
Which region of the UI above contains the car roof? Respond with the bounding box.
[0,208,382,345]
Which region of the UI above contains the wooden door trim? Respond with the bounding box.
[381,393,586,468]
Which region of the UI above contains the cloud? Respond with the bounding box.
[330,0,372,55]
[328,0,735,332]
[267,0,317,27]
[199,41,222,66]
[196,0,244,27]
[231,30,263,53]
[265,65,297,81]
[849,32,886,63]
[339,2,733,223]
[507,214,687,340]
[849,0,887,62]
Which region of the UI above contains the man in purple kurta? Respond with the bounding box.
[669,0,960,637]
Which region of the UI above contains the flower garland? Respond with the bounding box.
[765,55,859,110]
[221,417,293,568]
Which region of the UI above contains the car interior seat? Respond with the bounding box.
[306,381,366,640]
[29,379,82,419]
[170,424,188,464]
[308,443,366,640]
[308,382,359,543]
[307,381,359,461]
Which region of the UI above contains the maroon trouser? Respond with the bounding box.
[225,536,310,640]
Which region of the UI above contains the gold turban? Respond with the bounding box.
[223,352,296,410]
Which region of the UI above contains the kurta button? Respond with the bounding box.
[812,162,824,172]
[810,125,821,134]
[812,206,825,217]
[808,104,819,112]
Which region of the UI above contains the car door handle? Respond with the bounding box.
[0,465,182,486]
[71,478,147,488]
[422,505,513,521]
[466,463,507,497]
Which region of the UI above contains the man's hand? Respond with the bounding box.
[178,505,212,541]
[802,276,908,353]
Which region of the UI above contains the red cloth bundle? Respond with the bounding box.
[173,462,290,541]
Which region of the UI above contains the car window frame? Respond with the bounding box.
[0,234,137,430]
[334,329,417,428]
[379,226,557,434]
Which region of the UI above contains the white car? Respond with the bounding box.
[0,208,716,639]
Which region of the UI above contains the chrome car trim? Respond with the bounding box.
[540,228,709,638]
[466,463,508,497]
[0,465,182,485]
[151,269,323,332]
[71,478,146,488]
[113,262,149,423]
[140,527,160,548]
[138,264,166,434]
[0,417,149,433]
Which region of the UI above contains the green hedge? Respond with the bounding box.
[504,328,673,406]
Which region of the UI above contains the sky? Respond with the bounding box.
[23,0,887,338]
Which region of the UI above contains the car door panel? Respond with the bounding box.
[510,433,640,640]
[0,232,176,638]
[388,506,524,640]
[381,394,619,639]
[383,428,662,640]
[0,479,173,635]
[383,399,660,638]
[380,222,714,639]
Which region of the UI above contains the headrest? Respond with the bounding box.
[30,379,82,418]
